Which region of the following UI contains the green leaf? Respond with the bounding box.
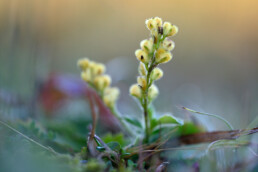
[150,118,158,130]
[148,106,155,119]
[102,133,125,146]
[158,114,184,125]
[107,141,121,152]
[177,122,204,136]
[96,146,106,152]
[151,124,180,136]
[123,116,142,129]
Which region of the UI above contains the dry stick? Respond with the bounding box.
[179,127,258,144]
[0,120,58,156]
[88,92,97,139]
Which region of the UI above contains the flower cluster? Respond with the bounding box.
[129,17,178,142]
[130,17,178,103]
[77,58,119,108]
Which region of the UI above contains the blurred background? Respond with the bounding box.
[0,0,258,130]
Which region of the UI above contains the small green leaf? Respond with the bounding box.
[148,106,155,119]
[158,114,184,125]
[150,118,158,130]
[124,117,142,129]
[107,141,121,152]
[177,122,204,136]
[102,133,125,146]
[96,146,106,152]
[152,124,179,135]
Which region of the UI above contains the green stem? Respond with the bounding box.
[182,107,234,130]
[143,95,149,143]
[142,35,164,143]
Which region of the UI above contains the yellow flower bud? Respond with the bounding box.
[88,61,97,70]
[137,76,147,90]
[148,84,159,100]
[151,68,163,81]
[135,49,150,64]
[162,38,175,51]
[140,38,153,52]
[154,17,162,28]
[81,69,92,82]
[90,63,106,76]
[156,49,172,64]
[163,22,178,37]
[146,17,163,31]
[138,62,147,76]
[129,84,142,98]
[94,75,111,90]
[103,87,120,108]
[159,53,173,64]
[145,18,156,31]
[77,58,90,70]
[94,63,106,75]
[155,48,166,61]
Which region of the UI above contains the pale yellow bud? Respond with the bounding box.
[138,62,147,76]
[103,87,120,108]
[156,49,173,64]
[140,38,153,52]
[137,76,147,90]
[145,18,156,31]
[94,63,106,75]
[154,17,162,28]
[90,63,105,76]
[151,68,163,81]
[88,61,97,70]
[104,87,119,96]
[162,38,175,51]
[163,22,178,37]
[155,48,166,61]
[135,49,150,64]
[94,75,111,90]
[81,69,92,82]
[129,84,142,99]
[159,53,172,64]
[77,58,90,70]
[148,84,159,100]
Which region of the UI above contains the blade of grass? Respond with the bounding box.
[0,120,58,156]
[182,107,234,130]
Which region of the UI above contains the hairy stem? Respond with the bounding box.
[142,35,163,143]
